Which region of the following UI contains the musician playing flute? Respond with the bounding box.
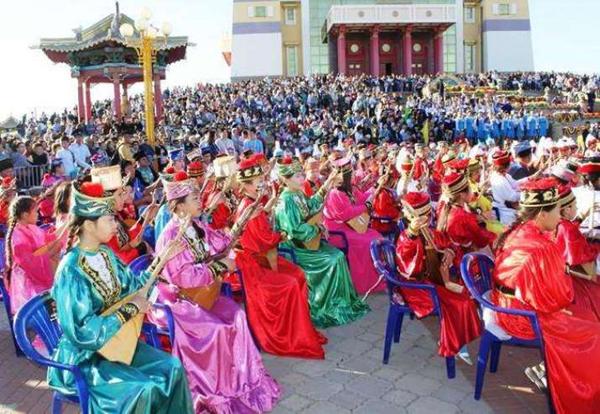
[48,181,193,413]
[154,171,280,414]
[274,156,369,328]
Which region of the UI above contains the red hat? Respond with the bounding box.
[519,178,559,208]
[578,161,600,175]
[442,172,469,196]
[558,184,575,207]
[449,159,469,172]
[187,161,205,178]
[492,150,511,166]
[401,191,431,219]
[237,155,264,182]
[80,182,105,198]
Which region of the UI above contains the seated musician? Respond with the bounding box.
[48,181,193,413]
[234,155,327,358]
[5,196,66,314]
[554,185,600,321]
[154,170,280,413]
[323,156,385,294]
[395,192,481,364]
[493,178,600,413]
[274,156,369,328]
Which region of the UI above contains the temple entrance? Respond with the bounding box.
[382,62,393,75]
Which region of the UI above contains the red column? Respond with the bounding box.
[370,26,380,77]
[85,79,92,123]
[113,77,122,120]
[77,77,85,122]
[434,29,444,74]
[336,26,346,75]
[154,74,163,121]
[403,26,413,75]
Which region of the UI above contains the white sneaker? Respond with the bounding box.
[457,349,473,366]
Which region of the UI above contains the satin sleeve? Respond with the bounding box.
[449,209,496,248]
[239,214,281,254]
[276,194,319,243]
[373,189,400,218]
[395,232,425,278]
[11,227,50,287]
[52,260,123,351]
[555,220,598,267]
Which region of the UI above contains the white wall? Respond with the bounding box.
[232,33,283,78]
[483,31,534,71]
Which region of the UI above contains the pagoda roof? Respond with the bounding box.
[36,8,191,65]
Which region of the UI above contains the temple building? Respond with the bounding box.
[36,3,190,123]
[231,0,534,80]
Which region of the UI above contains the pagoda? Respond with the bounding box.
[36,2,190,123]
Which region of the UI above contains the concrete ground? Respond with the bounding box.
[0,293,549,413]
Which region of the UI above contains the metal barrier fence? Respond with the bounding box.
[14,164,49,191]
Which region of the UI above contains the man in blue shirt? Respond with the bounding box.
[242,129,264,154]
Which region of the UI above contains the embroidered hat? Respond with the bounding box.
[187,161,205,178]
[332,156,352,174]
[165,171,195,201]
[278,156,303,177]
[492,149,511,166]
[168,148,185,162]
[71,182,116,218]
[213,155,238,178]
[186,149,202,162]
[401,191,432,220]
[578,157,600,175]
[237,155,263,182]
[519,178,559,208]
[448,158,469,172]
[442,172,469,196]
[91,165,122,191]
[0,158,13,172]
[558,185,575,207]
[467,158,481,173]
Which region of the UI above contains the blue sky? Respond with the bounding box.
[0,0,597,119]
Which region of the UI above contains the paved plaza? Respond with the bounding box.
[0,293,549,413]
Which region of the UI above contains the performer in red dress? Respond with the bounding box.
[370,168,402,235]
[493,178,600,414]
[553,185,600,321]
[234,156,327,358]
[437,172,497,267]
[395,192,482,360]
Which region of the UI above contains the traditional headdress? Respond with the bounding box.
[519,178,559,208]
[448,158,469,172]
[401,192,432,221]
[578,157,600,175]
[165,171,195,201]
[492,149,511,166]
[441,151,457,165]
[187,161,205,178]
[332,156,352,174]
[467,158,481,173]
[213,155,238,178]
[71,182,116,218]
[237,155,263,182]
[186,149,202,162]
[442,172,469,196]
[558,184,575,207]
[91,165,122,192]
[168,148,185,162]
[278,156,303,177]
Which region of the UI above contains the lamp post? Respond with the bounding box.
[119,9,172,147]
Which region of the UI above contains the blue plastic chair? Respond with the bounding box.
[14,293,90,414]
[460,253,553,412]
[370,238,455,378]
[14,292,174,414]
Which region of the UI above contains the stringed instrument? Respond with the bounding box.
[347,211,370,234]
[420,227,464,294]
[303,210,323,250]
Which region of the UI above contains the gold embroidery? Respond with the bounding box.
[78,250,122,308]
[183,231,209,264]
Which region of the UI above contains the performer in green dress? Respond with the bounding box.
[47,181,193,414]
[274,157,370,328]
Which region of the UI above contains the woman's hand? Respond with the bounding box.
[218,257,236,272]
[162,239,186,262]
[129,293,150,314]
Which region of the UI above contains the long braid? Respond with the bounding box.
[494,207,543,253]
[66,222,81,252]
[4,211,17,286]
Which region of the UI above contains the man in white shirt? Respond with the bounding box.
[489,150,520,225]
[56,136,77,178]
[574,159,600,240]
[69,134,91,172]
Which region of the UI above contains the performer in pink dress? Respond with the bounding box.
[154,171,280,414]
[323,156,385,294]
[5,196,66,314]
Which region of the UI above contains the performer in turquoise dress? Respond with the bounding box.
[274,157,369,328]
[47,181,193,414]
